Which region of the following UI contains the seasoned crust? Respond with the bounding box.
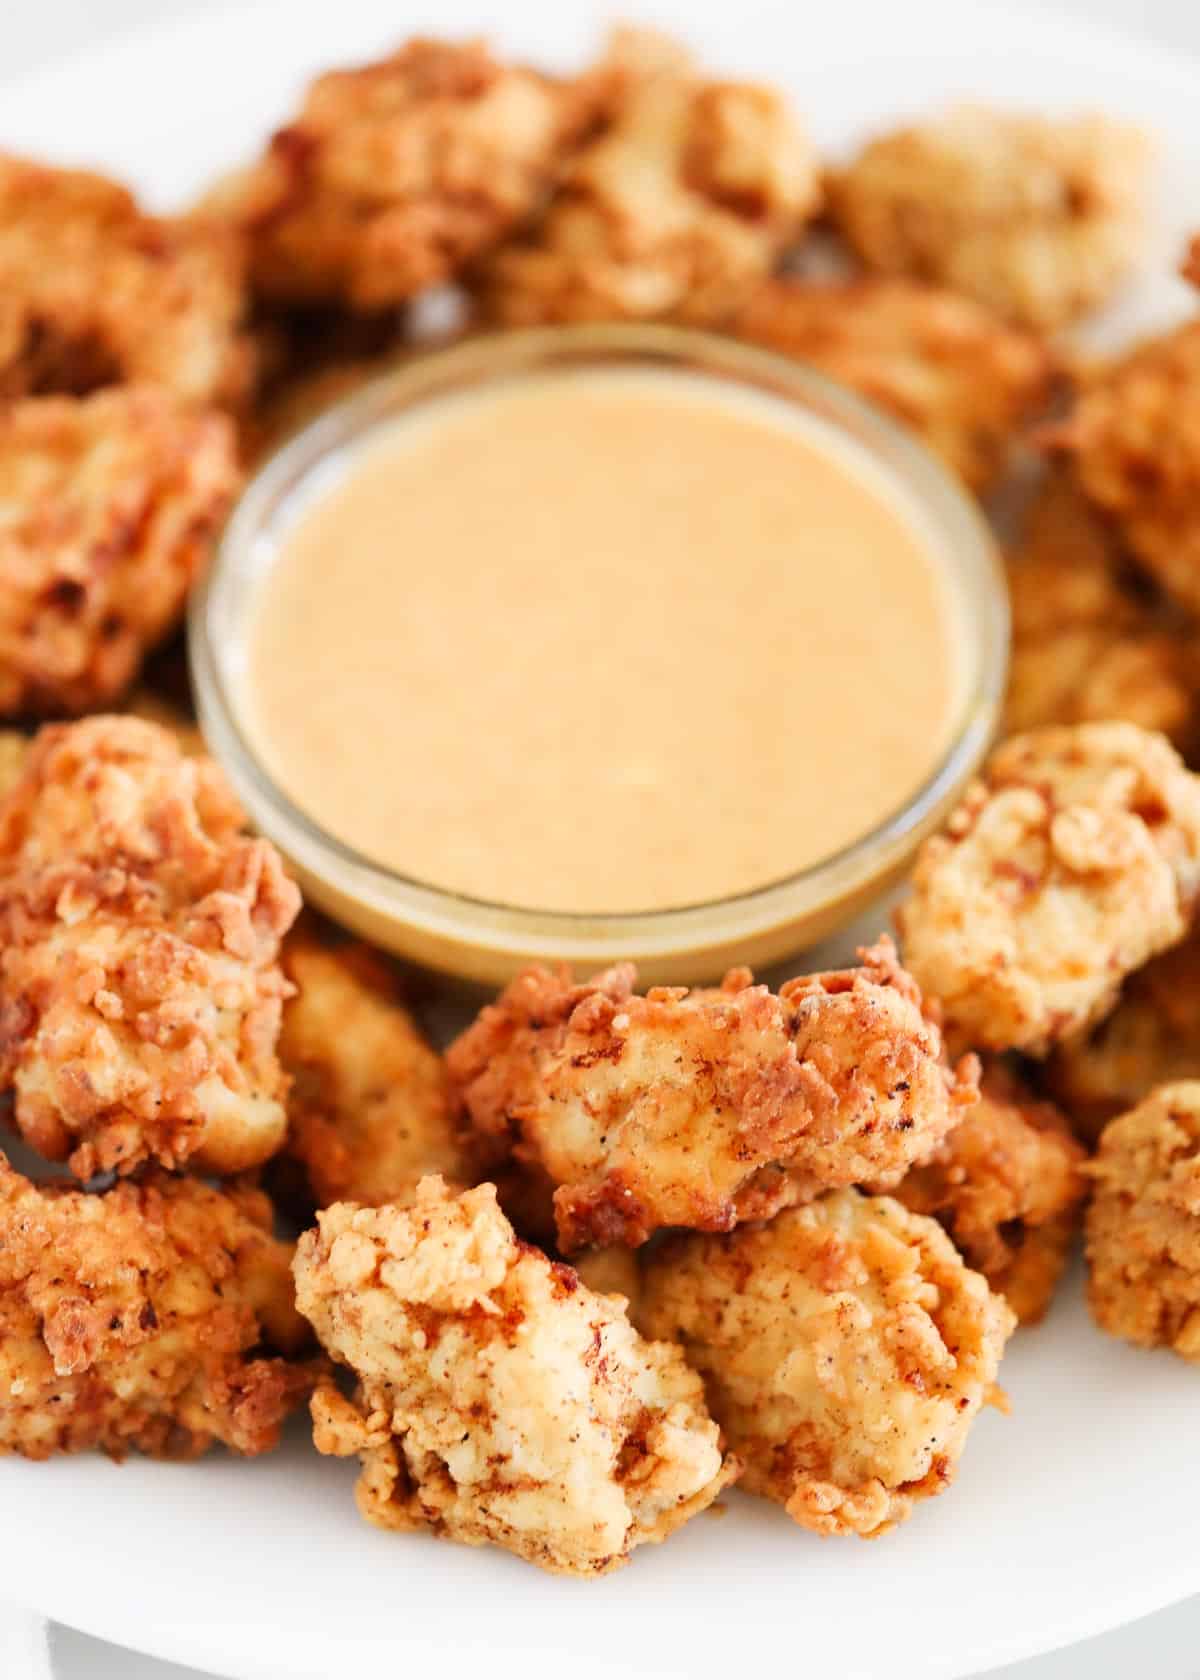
[891,1062,1087,1323]
[1046,935,1200,1142]
[638,1188,1014,1537]
[447,937,978,1252]
[0,716,300,1178]
[0,388,238,717]
[1086,1082,1200,1358]
[279,929,465,1209]
[293,1177,736,1575]
[733,276,1054,492]
[896,724,1200,1056]
[237,38,605,309]
[828,105,1150,330]
[474,36,820,326]
[1057,314,1200,616]
[0,152,253,407]
[1003,475,1198,749]
[0,1152,314,1460]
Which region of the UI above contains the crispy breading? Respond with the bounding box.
[293,1177,736,1575]
[896,724,1200,1056]
[828,105,1150,331]
[0,388,237,717]
[1058,314,1200,616]
[638,1188,1013,1538]
[1086,1082,1200,1358]
[474,38,820,326]
[732,276,1054,492]
[891,1062,1087,1323]
[1003,475,1197,747]
[1047,935,1200,1141]
[0,1152,314,1460]
[238,38,604,310]
[0,731,28,798]
[0,153,252,407]
[279,930,465,1209]
[0,716,300,1178]
[447,937,978,1252]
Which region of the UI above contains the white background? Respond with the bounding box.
[5,3,1199,1677]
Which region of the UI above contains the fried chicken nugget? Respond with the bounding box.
[638,1188,1013,1538]
[0,1152,314,1460]
[1003,475,1197,747]
[891,1062,1087,1324]
[1058,313,1200,617]
[447,937,978,1252]
[828,105,1150,331]
[293,1177,736,1576]
[475,34,820,326]
[238,38,604,310]
[732,277,1054,493]
[1086,1082,1200,1358]
[0,716,301,1179]
[0,154,252,408]
[1046,935,1200,1142]
[0,388,238,717]
[279,931,466,1208]
[896,724,1200,1056]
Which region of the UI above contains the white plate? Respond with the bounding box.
[1,4,1199,1678]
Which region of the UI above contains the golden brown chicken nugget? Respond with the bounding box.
[638,1188,1013,1537]
[294,1177,736,1575]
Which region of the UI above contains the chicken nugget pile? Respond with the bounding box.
[4,13,1200,1589]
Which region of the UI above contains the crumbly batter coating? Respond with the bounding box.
[1003,475,1197,747]
[638,1188,1014,1538]
[0,716,300,1178]
[0,1153,313,1460]
[0,153,253,407]
[447,938,978,1251]
[733,276,1054,492]
[891,1062,1087,1323]
[293,1177,736,1575]
[1060,314,1200,616]
[239,38,604,309]
[279,930,466,1209]
[0,388,238,717]
[828,105,1151,330]
[1086,1082,1200,1358]
[475,38,820,326]
[1047,935,1200,1141]
[896,724,1200,1056]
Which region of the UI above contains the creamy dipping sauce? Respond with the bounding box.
[243,365,966,915]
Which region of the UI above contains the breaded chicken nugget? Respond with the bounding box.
[1086,1082,1200,1358]
[0,388,238,717]
[829,105,1150,331]
[1059,314,1200,616]
[638,1188,1013,1538]
[0,154,252,407]
[733,277,1054,492]
[892,1062,1087,1323]
[1003,475,1197,747]
[0,716,300,1178]
[0,1152,313,1460]
[238,38,604,310]
[0,731,28,797]
[475,35,820,326]
[447,937,978,1251]
[294,1177,736,1576]
[279,930,465,1209]
[896,724,1200,1056]
[1046,935,1200,1141]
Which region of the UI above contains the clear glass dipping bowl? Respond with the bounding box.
[190,323,1008,986]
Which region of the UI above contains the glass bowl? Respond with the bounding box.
[190,323,1008,986]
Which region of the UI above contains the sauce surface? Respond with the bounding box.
[244,366,966,914]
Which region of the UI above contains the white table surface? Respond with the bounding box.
[3,2,1198,1676]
